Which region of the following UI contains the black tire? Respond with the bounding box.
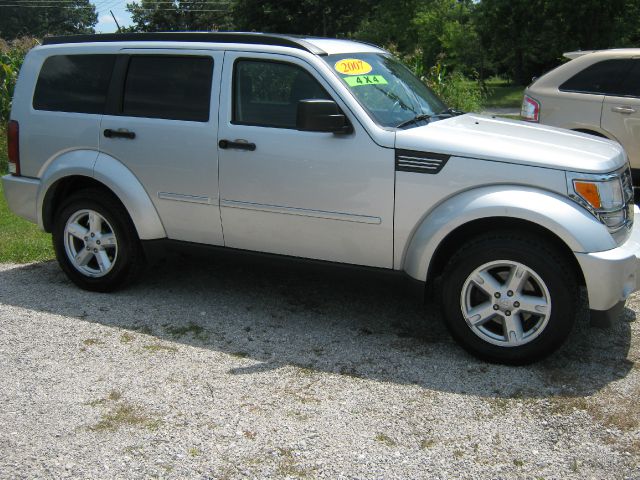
[440,232,579,364]
[52,188,145,292]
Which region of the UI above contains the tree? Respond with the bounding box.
[126,0,234,32]
[475,0,632,84]
[0,0,97,39]
[232,0,371,37]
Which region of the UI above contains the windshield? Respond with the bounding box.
[323,53,447,128]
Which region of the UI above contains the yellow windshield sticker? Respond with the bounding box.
[344,75,388,87]
[335,58,372,75]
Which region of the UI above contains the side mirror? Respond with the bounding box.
[296,99,352,134]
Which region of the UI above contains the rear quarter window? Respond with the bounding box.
[559,59,634,95]
[33,54,116,114]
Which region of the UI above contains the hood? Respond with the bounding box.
[395,114,627,173]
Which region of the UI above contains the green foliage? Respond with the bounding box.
[475,0,633,84]
[126,0,233,32]
[423,61,484,112]
[0,178,54,263]
[1,38,37,125]
[0,1,97,39]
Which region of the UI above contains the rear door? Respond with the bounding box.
[100,50,224,245]
[601,58,640,177]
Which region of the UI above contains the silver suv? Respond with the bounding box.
[3,32,640,363]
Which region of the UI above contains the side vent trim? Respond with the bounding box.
[395,149,450,174]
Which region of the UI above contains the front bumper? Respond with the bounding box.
[1,174,40,224]
[576,205,640,317]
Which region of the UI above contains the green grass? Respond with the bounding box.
[483,77,524,110]
[0,128,55,263]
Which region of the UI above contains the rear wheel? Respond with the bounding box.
[441,233,579,364]
[53,189,144,292]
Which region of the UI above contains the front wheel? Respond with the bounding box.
[441,233,579,364]
[53,189,145,292]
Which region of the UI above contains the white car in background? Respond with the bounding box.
[522,48,640,185]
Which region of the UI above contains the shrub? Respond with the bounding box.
[1,37,39,125]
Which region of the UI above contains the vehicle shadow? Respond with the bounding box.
[0,250,634,399]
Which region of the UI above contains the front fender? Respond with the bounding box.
[402,186,616,281]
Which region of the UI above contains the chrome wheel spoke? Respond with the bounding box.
[505,265,528,294]
[472,270,502,296]
[101,233,117,247]
[503,313,524,344]
[67,222,89,240]
[95,250,112,273]
[466,302,498,326]
[75,248,93,267]
[89,212,102,234]
[517,294,548,315]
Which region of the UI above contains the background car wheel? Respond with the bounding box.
[441,232,579,364]
[53,188,145,292]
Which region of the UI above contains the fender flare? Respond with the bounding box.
[402,185,616,282]
[37,150,166,240]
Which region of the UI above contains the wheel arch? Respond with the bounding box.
[38,151,166,240]
[426,217,586,289]
[401,186,615,286]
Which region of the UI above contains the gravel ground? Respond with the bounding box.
[0,251,638,479]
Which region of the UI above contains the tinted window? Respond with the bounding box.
[33,55,115,114]
[559,59,634,95]
[123,56,213,122]
[615,60,640,98]
[234,60,330,128]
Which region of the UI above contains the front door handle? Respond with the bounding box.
[104,128,136,139]
[612,106,636,114]
[219,139,256,151]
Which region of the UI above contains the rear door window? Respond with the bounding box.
[559,59,634,95]
[122,55,213,122]
[33,54,116,114]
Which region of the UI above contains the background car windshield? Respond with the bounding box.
[324,53,446,128]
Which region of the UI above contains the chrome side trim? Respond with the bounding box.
[220,198,382,225]
[158,192,211,205]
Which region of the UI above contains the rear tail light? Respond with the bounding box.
[521,95,540,122]
[7,120,20,176]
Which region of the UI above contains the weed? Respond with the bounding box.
[243,430,257,440]
[453,449,464,459]
[374,433,396,447]
[420,439,436,449]
[89,402,161,432]
[142,344,178,353]
[230,351,248,358]
[83,338,103,346]
[120,333,134,344]
[513,459,524,467]
[164,322,206,339]
[108,390,122,401]
[188,447,201,457]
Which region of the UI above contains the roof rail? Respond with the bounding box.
[41,32,328,55]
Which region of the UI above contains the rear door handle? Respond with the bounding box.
[218,139,256,151]
[104,128,136,139]
[612,106,636,114]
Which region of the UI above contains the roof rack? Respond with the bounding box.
[41,32,328,55]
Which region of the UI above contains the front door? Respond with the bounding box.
[217,52,394,268]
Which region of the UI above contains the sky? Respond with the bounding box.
[91,0,135,33]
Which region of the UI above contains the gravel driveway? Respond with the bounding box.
[0,251,638,479]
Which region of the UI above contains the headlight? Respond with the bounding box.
[567,168,633,232]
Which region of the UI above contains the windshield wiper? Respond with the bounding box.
[396,114,432,129]
[436,107,464,116]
